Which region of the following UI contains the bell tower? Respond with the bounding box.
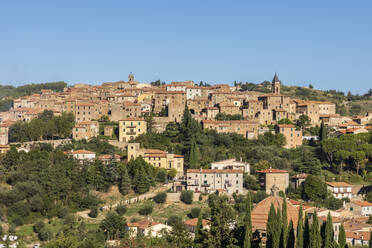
[272,73,281,95]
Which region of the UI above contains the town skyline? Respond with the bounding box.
[1,1,372,94]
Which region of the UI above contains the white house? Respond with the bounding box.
[326,182,352,199]
[126,220,172,238]
[65,149,96,161]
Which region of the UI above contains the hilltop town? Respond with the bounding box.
[0,74,372,247]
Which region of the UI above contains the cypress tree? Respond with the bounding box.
[281,196,288,248]
[275,207,282,248]
[119,165,131,195]
[266,203,277,248]
[194,212,206,247]
[310,210,321,248]
[296,204,304,248]
[324,212,334,248]
[287,220,295,248]
[369,230,372,248]
[303,214,310,248]
[244,192,252,248]
[189,138,198,169]
[338,224,346,248]
[133,166,149,194]
[319,120,327,141]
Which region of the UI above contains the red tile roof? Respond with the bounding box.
[326,182,352,187]
[184,218,209,227]
[257,168,288,173]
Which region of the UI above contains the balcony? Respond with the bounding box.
[126,131,137,135]
[201,183,210,187]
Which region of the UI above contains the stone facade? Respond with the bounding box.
[275,124,303,149]
[257,168,289,195]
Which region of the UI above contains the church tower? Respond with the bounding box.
[272,73,281,95]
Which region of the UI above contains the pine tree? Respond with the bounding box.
[287,220,295,248]
[119,165,131,195]
[281,196,288,248]
[244,192,252,248]
[133,166,150,194]
[338,224,346,248]
[303,214,310,248]
[310,210,321,248]
[296,204,304,248]
[324,212,334,248]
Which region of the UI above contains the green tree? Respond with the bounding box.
[118,164,131,195]
[338,224,346,248]
[281,196,288,248]
[324,212,334,248]
[194,212,208,248]
[303,214,310,248]
[369,230,372,248]
[309,210,321,248]
[267,203,280,248]
[153,192,167,204]
[287,220,295,248]
[133,166,150,194]
[297,115,311,129]
[180,190,194,204]
[244,192,252,248]
[99,212,126,240]
[351,150,366,174]
[319,120,327,141]
[207,195,237,248]
[189,138,199,169]
[296,205,304,248]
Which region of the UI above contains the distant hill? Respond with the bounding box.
[0,81,67,112]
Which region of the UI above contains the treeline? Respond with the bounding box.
[0,142,168,229]
[0,81,67,99]
[321,133,372,175]
[9,110,75,142]
[0,82,67,112]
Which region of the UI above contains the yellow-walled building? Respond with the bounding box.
[128,143,184,177]
[119,118,147,142]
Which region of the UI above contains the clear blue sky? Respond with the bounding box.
[1,1,371,94]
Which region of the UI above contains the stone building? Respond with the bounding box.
[202,120,259,139]
[72,121,99,140]
[128,143,184,176]
[345,201,372,216]
[275,124,303,149]
[257,168,289,195]
[118,118,147,142]
[186,168,244,195]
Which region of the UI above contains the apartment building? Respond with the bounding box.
[326,182,352,199]
[72,121,99,141]
[186,169,244,195]
[275,124,303,149]
[75,102,94,122]
[128,143,184,176]
[257,168,289,195]
[118,118,147,142]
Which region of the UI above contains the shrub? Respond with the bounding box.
[180,190,193,204]
[11,215,23,226]
[38,228,51,241]
[88,206,98,218]
[33,221,45,233]
[138,202,153,215]
[167,215,183,227]
[115,205,127,215]
[188,207,201,219]
[153,192,167,204]
[57,207,68,219]
[156,169,167,183]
